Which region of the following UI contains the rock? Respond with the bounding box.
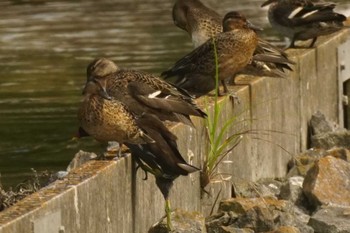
[217,226,254,233]
[287,149,324,177]
[206,212,238,232]
[311,130,350,149]
[55,171,68,179]
[279,176,305,205]
[67,150,97,171]
[149,209,205,233]
[303,156,350,208]
[279,176,313,228]
[218,197,290,232]
[106,141,120,152]
[263,226,300,233]
[287,148,350,177]
[324,147,350,161]
[310,111,335,135]
[308,111,350,149]
[212,197,313,233]
[290,207,314,233]
[232,178,282,199]
[308,206,350,233]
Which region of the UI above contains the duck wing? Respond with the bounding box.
[273,1,345,27]
[127,80,207,118]
[161,38,214,79]
[128,113,199,176]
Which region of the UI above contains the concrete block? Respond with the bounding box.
[133,166,165,233]
[337,35,350,128]
[74,159,133,233]
[0,160,133,233]
[235,74,297,180]
[216,85,253,181]
[295,48,317,150]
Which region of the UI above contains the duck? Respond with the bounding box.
[172,0,294,78]
[261,0,347,48]
[162,11,259,97]
[79,58,205,230]
[173,0,222,48]
[78,78,154,147]
[86,58,206,126]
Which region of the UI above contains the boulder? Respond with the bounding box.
[217,198,291,232]
[279,176,312,227]
[206,212,237,232]
[309,111,335,135]
[279,176,305,205]
[287,148,350,177]
[263,226,300,233]
[311,131,350,149]
[289,207,313,233]
[67,150,97,171]
[216,226,254,233]
[324,147,350,161]
[232,179,282,199]
[303,156,350,208]
[287,149,324,177]
[309,110,350,149]
[149,209,206,233]
[308,207,350,233]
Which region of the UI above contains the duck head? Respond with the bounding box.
[84,58,119,100]
[172,0,192,32]
[172,0,206,33]
[223,11,263,32]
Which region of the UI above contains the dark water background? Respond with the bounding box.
[0,0,349,189]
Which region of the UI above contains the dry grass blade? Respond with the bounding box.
[0,169,55,211]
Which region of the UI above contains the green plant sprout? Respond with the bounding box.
[201,38,243,189]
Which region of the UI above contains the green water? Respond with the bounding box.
[0,0,349,189]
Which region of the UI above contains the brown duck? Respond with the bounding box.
[79,58,205,229]
[78,77,154,146]
[162,11,259,97]
[172,0,294,78]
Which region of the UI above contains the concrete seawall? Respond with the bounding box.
[0,30,349,233]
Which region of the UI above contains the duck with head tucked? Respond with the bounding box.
[261,0,347,48]
[162,11,260,97]
[172,0,294,79]
[78,58,205,230]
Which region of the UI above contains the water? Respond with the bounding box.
[0,0,349,189]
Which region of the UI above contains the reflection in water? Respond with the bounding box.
[0,0,349,188]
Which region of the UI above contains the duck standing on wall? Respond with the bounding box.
[261,0,347,48]
[162,11,259,97]
[78,58,206,230]
[172,0,294,79]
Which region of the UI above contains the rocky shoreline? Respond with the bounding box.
[150,112,350,233]
[151,147,350,233]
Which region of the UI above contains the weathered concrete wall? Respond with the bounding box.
[0,30,348,233]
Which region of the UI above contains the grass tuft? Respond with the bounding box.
[201,38,243,189]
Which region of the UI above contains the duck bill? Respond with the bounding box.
[73,127,89,140]
[82,79,112,100]
[247,21,263,31]
[261,0,277,7]
[92,77,112,100]
[98,86,112,100]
